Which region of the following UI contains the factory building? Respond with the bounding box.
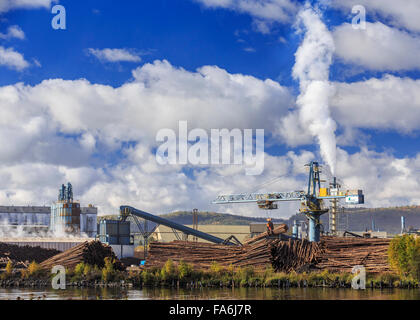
[151,225,251,243]
[50,183,81,234]
[0,183,97,237]
[0,206,50,228]
[50,183,97,237]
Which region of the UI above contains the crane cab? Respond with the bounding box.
[345,190,364,204]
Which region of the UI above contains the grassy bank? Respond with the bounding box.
[1,259,418,289]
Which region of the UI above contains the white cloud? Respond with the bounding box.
[331,75,420,133]
[87,48,142,63]
[0,25,25,40]
[333,22,420,71]
[1,57,419,215]
[194,0,298,32]
[0,60,295,214]
[336,148,420,208]
[330,0,420,33]
[0,46,29,70]
[0,0,55,13]
[243,47,256,52]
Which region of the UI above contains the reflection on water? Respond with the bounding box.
[1,287,420,300]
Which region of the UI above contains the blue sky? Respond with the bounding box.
[2,0,417,157]
[1,0,420,216]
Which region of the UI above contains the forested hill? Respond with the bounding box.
[161,211,286,225]
[100,206,420,234]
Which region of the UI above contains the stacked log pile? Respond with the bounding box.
[40,241,123,270]
[243,224,288,245]
[315,237,391,273]
[146,241,246,269]
[0,242,60,268]
[146,224,313,271]
[146,235,392,273]
[269,239,321,272]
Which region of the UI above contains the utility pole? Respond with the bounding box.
[192,208,198,242]
[329,177,340,235]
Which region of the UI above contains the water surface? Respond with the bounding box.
[1,287,420,300]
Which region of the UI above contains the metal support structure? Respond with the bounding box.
[126,215,158,259]
[329,177,339,235]
[120,206,238,245]
[213,161,365,243]
[192,208,198,242]
[401,216,406,234]
[292,220,300,239]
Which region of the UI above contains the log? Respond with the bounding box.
[39,241,123,270]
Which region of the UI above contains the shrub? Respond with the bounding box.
[83,264,92,277]
[388,234,420,278]
[28,261,41,277]
[178,260,193,280]
[161,259,177,281]
[102,257,116,282]
[209,262,223,275]
[5,260,12,275]
[74,263,86,277]
[142,270,155,285]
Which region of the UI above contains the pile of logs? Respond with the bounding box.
[146,241,246,269]
[146,234,393,273]
[146,225,296,271]
[0,242,60,268]
[315,237,391,273]
[269,239,321,272]
[243,225,288,245]
[40,241,123,270]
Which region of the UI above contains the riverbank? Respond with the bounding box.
[0,259,418,289]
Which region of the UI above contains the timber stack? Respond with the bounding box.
[146,233,393,273]
[0,242,60,268]
[269,238,321,272]
[315,236,391,273]
[40,240,123,270]
[146,224,299,270]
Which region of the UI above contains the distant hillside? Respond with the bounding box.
[161,211,286,225]
[322,206,420,234]
[99,205,420,235]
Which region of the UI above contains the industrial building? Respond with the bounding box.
[0,237,92,251]
[0,183,97,238]
[151,225,251,243]
[50,183,97,237]
[97,219,134,258]
[0,205,97,237]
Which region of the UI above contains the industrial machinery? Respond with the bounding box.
[213,161,364,242]
[120,206,241,246]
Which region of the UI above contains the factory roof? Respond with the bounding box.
[0,206,50,213]
[152,225,251,243]
[0,205,98,214]
[0,237,94,242]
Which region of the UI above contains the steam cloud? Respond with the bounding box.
[292,5,337,175]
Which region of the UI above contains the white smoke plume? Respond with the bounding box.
[0,218,90,239]
[292,4,337,175]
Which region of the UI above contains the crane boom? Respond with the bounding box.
[212,161,365,242]
[120,206,237,245]
[213,191,306,204]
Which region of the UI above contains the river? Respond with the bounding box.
[1,287,420,300]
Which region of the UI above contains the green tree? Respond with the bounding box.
[161,259,176,281]
[74,262,86,277]
[27,261,41,277]
[5,260,12,275]
[178,260,193,280]
[102,257,115,282]
[388,234,420,278]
